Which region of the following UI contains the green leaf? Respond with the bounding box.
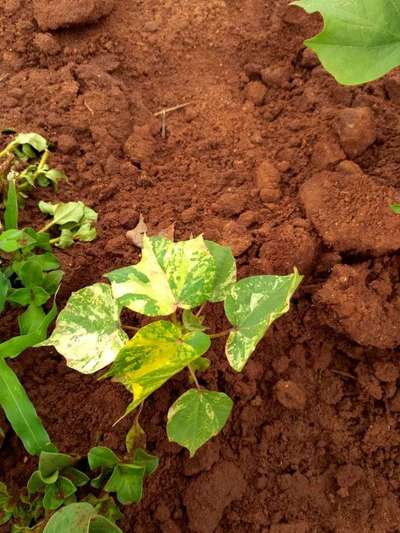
[43,502,123,533]
[104,464,145,505]
[27,470,46,494]
[125,418,146,455]
[52,202,85,226]
[0,272,10,314]
[40,283,128,374]
[74,223,97,243]
[7,287,31,306]
[224,271,302,371]
[39,451,74,483]
[18,304,46,335]
[106,320,211,413]
[106,235,216,316]
[14,133,48,153]
[0,230,35,253]
[90,516,123,533]
[4,178,18,230]
[88,447,120,471]
[0,299,57,358]
[38,201,56,216]
[293,0,400,85]
[0,359,53,455]
[391,204,400,215]
[182,309,205,332]
[190,357,210,374]
[83,494,123,524]
[133,449,159,476]
[63,467,90,488]
[205,240,236,302]
[43,503,94,533]
[167,389,233,457]
[56,228,74,249]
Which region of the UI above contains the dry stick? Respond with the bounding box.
[154,102,192,139]
[123,324,139,333]
[330,369,356,380]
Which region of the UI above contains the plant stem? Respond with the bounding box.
[209,329,232,339]
[123,325,139,333]
[195,303,207,317]
[38,220,55,233]
[171,311,178,325]
[188,364,201,390]
[33,150,49,179]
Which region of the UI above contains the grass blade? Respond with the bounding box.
[4,178,18,230]
[0,358,53,455]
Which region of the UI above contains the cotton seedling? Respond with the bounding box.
[43,234,302,458]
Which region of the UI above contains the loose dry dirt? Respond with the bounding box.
[1,1,400,532]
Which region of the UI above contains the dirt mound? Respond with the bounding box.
[300,170,400,255]
[33,0,115,30]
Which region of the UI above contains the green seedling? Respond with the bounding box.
[1,452,124,531]
[88,446,158,505]
[294,0,400,85]
[0,167,97,458]
[43,234,302,460]
[0,133,65,203]
[38,201,98,248]
[43,502,122,533]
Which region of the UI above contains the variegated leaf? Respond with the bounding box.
[40,283,128,374]
[224,271,303,371]
[105,235,216,316]
[167,389,233,457]
[205,240,237,303]
[106,320,211,413]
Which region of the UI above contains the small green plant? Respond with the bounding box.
[43,235,302,458]
[0,449,129,531]
[0,132,65,203]
[294,0,400,85]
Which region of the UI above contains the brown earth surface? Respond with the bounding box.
[1,1,400,532]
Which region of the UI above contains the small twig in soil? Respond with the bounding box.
[154,102,192,139]
[330,369,356,380]
[0,74,10,84]
[84,100,95,115]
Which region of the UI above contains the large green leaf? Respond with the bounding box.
[0,359,54,455]
[14,133,48,153]
[224,271,302,371]
[294,0,400,85]
[40,284,127,374]
[43,502,122,533]
[106,320,211,413]
[105,235,216,316]
[167,389,233,457]
[205,241,236,302]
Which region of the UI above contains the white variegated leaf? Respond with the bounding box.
[105,235,216,316]
[224,271,303,371]
[40,283,128,374]
[106,321,211,414]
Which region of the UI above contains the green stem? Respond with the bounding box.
[38,220,55,233]
[209,329,232,339]
[0,143,14,159]
[188,364,201,390]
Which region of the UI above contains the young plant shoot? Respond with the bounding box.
[0,132,65,203]
[43,234,302,458]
